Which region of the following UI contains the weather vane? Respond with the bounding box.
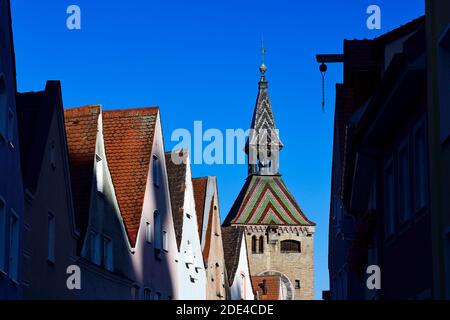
[261,35,266,65]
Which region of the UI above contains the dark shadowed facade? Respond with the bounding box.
[16,81,79,299]
[326,14,449,299]
[0,0,24,300]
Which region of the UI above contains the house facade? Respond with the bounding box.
[222,226,254,300]
[165,151,206,300]
[426,0,450,300]
[0,0,24,300]
[102,108,180,300]
[223,62,315,300]
[65,105,135,299]
[17,81,79,299]
[326,16,439,299]
[193,176,228,300]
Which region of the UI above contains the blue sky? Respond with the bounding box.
[10,0,424,299]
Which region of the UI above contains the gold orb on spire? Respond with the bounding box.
[260,63,267,75]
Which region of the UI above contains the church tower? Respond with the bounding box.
[224,52,315,300]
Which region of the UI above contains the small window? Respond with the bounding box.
[259,236,264,253]
[103,236,113,271]
[0,197,6,272]
[146,222,152,244]
[9,210,19,281]
[280,240,301,253]
[154,211,161,250]
[154,292,161,300]
[96,154,103,194]
[384,159,396,237]
[50,140,56,170]
[7,108,14,145]
[240,272,247,299]
[153,155,160,187]
[131,285,140,300]
[47,212,55,263]
[251,235,257,254]
[414,122,427,211]
[0,74,7,139]
[143,288,152,300]
[162,231,168,252]
[295,280,301,289]
[398,141,411,224]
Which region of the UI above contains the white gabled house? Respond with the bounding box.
[165,150,206,300]
[222,226,255,300]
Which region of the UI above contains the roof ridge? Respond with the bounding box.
[102,106,159,117]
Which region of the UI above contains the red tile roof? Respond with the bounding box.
[192,177,208,239]
[64,105,101,248]
[102,107,159,247]
[221,226,245,285]
[251,275,282,300]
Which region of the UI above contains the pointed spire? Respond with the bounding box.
[246,39,283,176]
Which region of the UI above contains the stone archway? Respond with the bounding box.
[259,270,294,300]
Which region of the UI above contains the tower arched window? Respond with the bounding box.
[251,236,257,253]
[259,236,264,253]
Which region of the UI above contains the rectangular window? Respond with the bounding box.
[162,231,168,252]
[398,142,411,224]
[50,141,56,170]
[146,222,152,244]
[103,236,113,271]
[414,122,427,211]
[47,212,55,263]
[153,155,160,187]
[0,75,7,140]
[295,280,301,289]
[9,210,19,281]
[143,288,152,300]
[91,231,101,265]
[7,108,14,144]
[0,198,5,272]
[384,159,396,237]
[154,211,161,250]
[96,154,103,194]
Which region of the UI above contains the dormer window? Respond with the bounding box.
[96,154,103,194]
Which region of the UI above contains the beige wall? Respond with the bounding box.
[244,226,314,300]
[204,180,227,300]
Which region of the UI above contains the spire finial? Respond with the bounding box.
[260,35,267,76]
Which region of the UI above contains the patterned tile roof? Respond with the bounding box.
[64,105,101,246]
[251,275,282,300]
[224,175,314,226]
[165,150,187,250]
[102,107,159,247]
[246,72,283,153]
